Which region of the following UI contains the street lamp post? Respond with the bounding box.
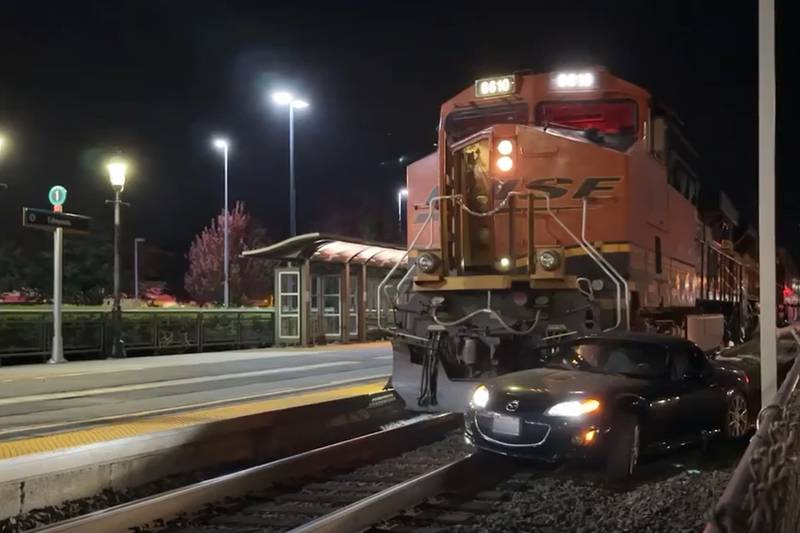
[271,91,309,237]
[134,237,146,300]
[107,160,128,358]
[212,138,230,307]
[397,187,408,236]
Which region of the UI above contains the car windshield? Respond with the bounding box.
[545,340,668,378]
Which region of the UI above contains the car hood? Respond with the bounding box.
[487,367,647,400]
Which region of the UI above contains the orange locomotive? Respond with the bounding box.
[384,68,756,412]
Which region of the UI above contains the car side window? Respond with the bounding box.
[670,347,690,380]
[690,346,711,376]
[671,345,708,380]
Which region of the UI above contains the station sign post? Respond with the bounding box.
[22,187,91,364]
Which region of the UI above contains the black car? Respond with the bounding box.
[464,333,754,478]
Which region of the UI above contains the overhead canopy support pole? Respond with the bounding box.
[758,0,777,407]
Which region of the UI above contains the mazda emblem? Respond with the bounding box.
[505,400,519,412]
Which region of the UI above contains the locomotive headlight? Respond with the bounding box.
[538,249,561,271]
[417,252,440,274]
[471,385,490,409]
[546,399,600,417]
[496,156,514,172]
[496,139,514,156]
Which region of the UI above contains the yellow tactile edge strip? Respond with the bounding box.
[0,379,387,460]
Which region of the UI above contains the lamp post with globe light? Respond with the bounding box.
[107,159,128,358]
[271,91,309,237]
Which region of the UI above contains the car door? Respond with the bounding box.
[670,343,726,435]
[636,346,682,446]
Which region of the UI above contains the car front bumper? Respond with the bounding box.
[464,408,611,461]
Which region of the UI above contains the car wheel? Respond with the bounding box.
[723,389,749,439]
[606,414,640,480]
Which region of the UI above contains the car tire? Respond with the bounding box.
[606,414,640,480]
[722,389,749,439]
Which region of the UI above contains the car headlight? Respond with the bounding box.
[546,399,600,417]
[417,252,440,274]
[471,385,490,408]
[538,249,561,271]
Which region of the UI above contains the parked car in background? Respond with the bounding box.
[712,326,800,396]
[465,333,756,479]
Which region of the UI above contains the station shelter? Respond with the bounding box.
[243,233,408,346]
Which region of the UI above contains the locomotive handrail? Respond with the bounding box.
[580,198,631,330]
[431,291,542,335]
[376,194,457,340]
[543,194,625,332]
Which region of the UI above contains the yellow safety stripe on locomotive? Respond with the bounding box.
[564,242,630,257]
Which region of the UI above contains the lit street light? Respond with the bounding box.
[397,187,408,236]
[212,137,231,307]
[107,159,128,358]
[271,91,309,237]
[134,237,146,300]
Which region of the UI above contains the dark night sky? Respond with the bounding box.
[0,1,789,289]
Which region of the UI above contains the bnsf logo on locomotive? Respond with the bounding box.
[524,176,621,199]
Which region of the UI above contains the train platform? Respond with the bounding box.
[0,342,392,444]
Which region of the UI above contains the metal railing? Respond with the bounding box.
[706,326,800,533]
[0,308,275,360]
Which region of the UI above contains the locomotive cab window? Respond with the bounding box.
[535,99,638,151]
[445,102,529,143]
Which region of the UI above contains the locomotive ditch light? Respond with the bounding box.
[538,249,562,271]
[417,252,441,274]
[497,256,512,271]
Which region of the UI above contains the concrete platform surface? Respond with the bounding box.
[0,342,392,439]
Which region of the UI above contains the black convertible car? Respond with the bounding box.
[465,333,754,478]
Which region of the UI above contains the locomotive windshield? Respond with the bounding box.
[444,101,529,143]
[535,99,638,151]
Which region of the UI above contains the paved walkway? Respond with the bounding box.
[0,342,392,437]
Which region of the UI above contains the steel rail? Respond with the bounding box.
[290,452,486,533]
[34,412,461,533]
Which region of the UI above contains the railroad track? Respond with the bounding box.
[34,412,476,533]
[33,412,743,533]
